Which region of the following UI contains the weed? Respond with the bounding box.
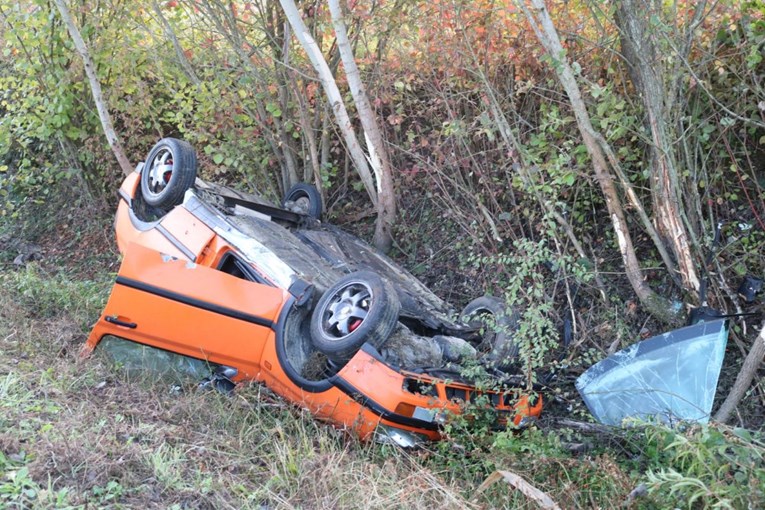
[1,264,110,322]
[0,465,40,509]
[640,424,765,508]
[0,373,31,410]
[87,480,124,505]
[147,444,189,493]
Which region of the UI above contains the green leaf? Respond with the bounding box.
[720,117,735,127]
[733,427,752,441]
[212,153,224,165]
[265,102,282,118]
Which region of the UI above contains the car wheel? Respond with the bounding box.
[460,296,520,363]
[282,183,322,219]
[310,271,400,363]
[140,138,197,209]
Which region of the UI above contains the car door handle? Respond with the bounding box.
[105,316,137,329]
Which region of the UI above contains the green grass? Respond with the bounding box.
[1,248,763,509]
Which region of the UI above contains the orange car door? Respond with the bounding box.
[86,242,289,379]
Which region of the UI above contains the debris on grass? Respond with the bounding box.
[477,470,561,510]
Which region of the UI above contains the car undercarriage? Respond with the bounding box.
[83,138,542,444]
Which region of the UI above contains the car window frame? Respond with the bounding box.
[217,250,272,286]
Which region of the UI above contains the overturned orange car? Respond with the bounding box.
[85,138,542,445]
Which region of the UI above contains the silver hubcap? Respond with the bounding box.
[147,148,173,197]
[322,283,371,339]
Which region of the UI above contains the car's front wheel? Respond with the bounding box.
[140,138,197,209]
[309,271,400,363]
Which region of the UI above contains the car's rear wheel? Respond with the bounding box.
[460,296,520,364]
[282,183,322,219]
[140,138,197,209]
[310,271,400,363]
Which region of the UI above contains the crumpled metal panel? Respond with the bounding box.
[576,319,729,426]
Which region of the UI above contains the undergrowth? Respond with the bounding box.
[642,425,765,509]
[1,223,763,509]
[2,264,112,320]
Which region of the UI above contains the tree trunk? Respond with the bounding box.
[273,13,300,190]
[293,82,325,208]
[328,0,396,252]
[614,0,701,294]
[518,0,680,323]
[54,0,133,177]
[714,323,765,424]
[279,0,378,207]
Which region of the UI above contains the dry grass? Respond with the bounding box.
[0,269,474,509]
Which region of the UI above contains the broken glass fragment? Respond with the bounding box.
[576,319,728,426]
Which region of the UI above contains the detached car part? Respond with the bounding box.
[84,138,542,443]
[576,319,728,426]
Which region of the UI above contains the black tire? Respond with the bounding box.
[282,183,322,219]
[310,271,400,363]
[140,138,198,209]
[460,296,520,363]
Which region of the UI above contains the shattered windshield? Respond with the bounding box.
[576,319,729,426]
